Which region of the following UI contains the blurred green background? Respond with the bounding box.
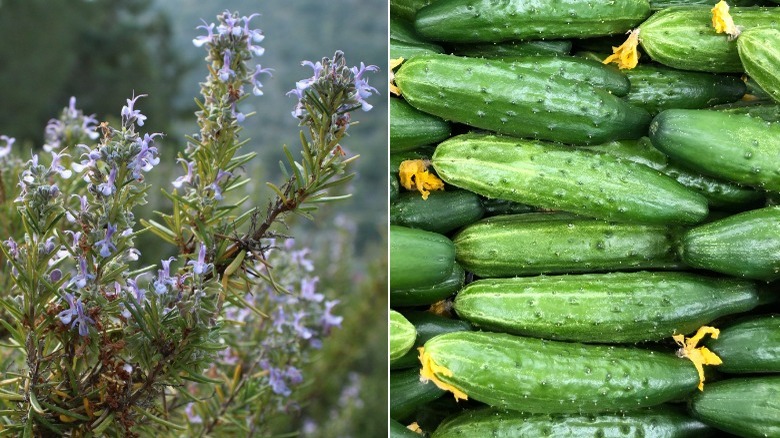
[0,0,388,436]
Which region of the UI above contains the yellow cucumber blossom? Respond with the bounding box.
[399,159,444,200]
[418,347,468,401]
[673,326,723,391]
[406,422,423,434]
[390,57,404,96]
[712,1,742,40]
[603,29,641,70]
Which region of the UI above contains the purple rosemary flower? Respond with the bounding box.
[3,237,19,258]
[0,135,14,159]
[49,151,72,179]
[321,300,343,333]
[272,306,286,333]
[70,256,95,289]
[300,277,323,302]
[268,366,291,397]
[127,276,146,303]
[49,269,62,282]
[293,311,313,340]
[185,403,203,424]
[285,366,303,385]
[217,10,242,37]
[172,159,195,189]
[188,243,211,275]
[121,93,148,127]
[153,257,176,295]
[192,20,215,47]
[250,64,273,96]
[130,133,161,179]
[95,223,118,258]
[208,169,232,200]
[97,166,117,197]
[57,292,94,337]
[352,62,379,111]
[218,49,235,82]
[243,14,265,56]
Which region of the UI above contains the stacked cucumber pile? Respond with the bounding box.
[389,0,780,436]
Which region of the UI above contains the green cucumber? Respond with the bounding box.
[391,38,444,60]
[390,225,456,290]
[391,262,465,308]
[391,368,446,422]
[452,40,572,58]
[738,27,780,103]
[706,314,780,373]
[421,331,699,413]
[432,406,713,438]
[391,189,484,235]
[689,376,780,438]
[432,133,708,225]
[681,207,780,281]
[454,271,759,343]
[713,102,780,123]
[390,419,421,438]
[391,311,473,370]
[415,0,651,43]
[391,97,451,153]
[584,138,764,211]
[622,64,746,114]
[479,197,535,217]
[395,54,652,145]
[391,147,435,175]
[499,55,631,97]
[649,109,780,191]
[391,16,435,46]
[453,213,683,278]
[639,6,780,72]
[391,0,440,23]
[391,310,417,362]
[650,0,764,9]
[391,174,400,203]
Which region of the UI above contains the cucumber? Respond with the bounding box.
[689,376,780,438]
[713,102,780,123]
[479,197,535,217]
[432,133,708,225]
[454,272,758,343]
[639,6,780,73]
[391,38,444,60]
[391,147,435,175]
[421,331,699,413]
[649,109,780,191]
[390,97,451,153]
[452,40,572,58]
[391,0,440,23]
[738,27,780,103]
[453,213,683,278]
[390,419,421,438]
[431,406,713,438]
[391,174,400,203]
[584,138,764,211]
[681,207,780,281]
[391,225,456,290]
[391,16,435,46]
[622,64,746,114]
[391,311,473,370]
[395,54,652,145]
[391,262,465,308]
[415,0,651,43]
[706,314,780,373]
[498,55,631,97]
[744,74,775,101]
[391,310,417,362]
[650,0,765,9]
[391,189,484,235]
[391,368,446,422]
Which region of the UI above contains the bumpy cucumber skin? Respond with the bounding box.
[391,175,400,203]
[585,139,763,211]
[390,225,456,290]
[391,262,465,308]
[454,213,683,277]
[391,38,444,60]
[639,6,780,73]
[649,109,780,191]
[391,368,446,422]
[390,97,451,152]
[391,16,435,46]
[431,406,713,438]
[681,207,780,281]
[689,377,780,438]
[706,314,780,373]
[391,310,417,362]
[479,197,535,216]
[391,190,484,235]
[506,56,630,97]
[454,272,758,343]
[738,27,780,104]
[395,54,652,145]
[453,40,572,58]
[424,331,699,414]
[624,65,745,114]
[392,311,473,370]
[650,0,763,8]
[391,0,439,22]
[390,419,421,438]
[713,102,780,123]
[415,0,651,43]
[432,133,708,225]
